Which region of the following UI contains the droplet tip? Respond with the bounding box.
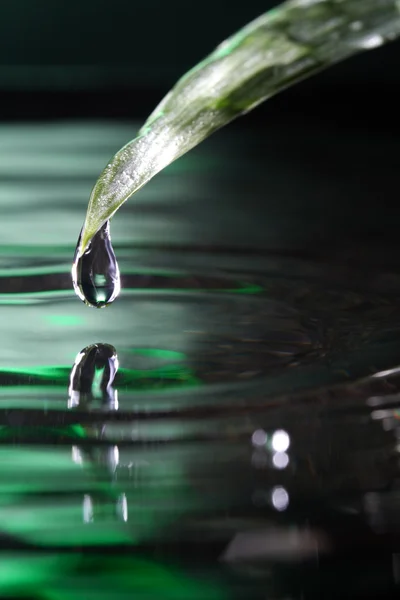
[83,298,113,309]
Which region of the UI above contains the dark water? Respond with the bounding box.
[2,120,400,599]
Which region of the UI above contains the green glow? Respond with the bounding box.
[108,557,226,600]
[92,367,105,398]
[0,446,194,548]
[0,502,132,546]
[48,557,226,600]
[1,365,67,379]
[230,282,263,294]
[0,385,65,396]
[46,315,85,327]
[0,554,74,594]
[0,425,87,440]
[0,296,47,305]
[69,424,86,438]
[0,359,201,391]
[120,365,200,387]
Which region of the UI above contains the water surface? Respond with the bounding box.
[1,120,400,599]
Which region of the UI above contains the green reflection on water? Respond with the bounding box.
[46,314,85,327]
[120,365,200,388]
[92,557,226,600]
[128,348,187,360]
[0,425,87,440]
[2,365,67,379]
[0,353,201,391]
[0,554,76,596]
[46,557,226,600]
[0,443,203,549]
[1,365,200,386]
[226,282,263,294]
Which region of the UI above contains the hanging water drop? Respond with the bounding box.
[72,220,121,308]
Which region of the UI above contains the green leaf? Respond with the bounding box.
[78,0,400,255]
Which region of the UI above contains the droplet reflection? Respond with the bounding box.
[251,429,268,447]
[271,486,289,511]
[272,451,289,470]
[68,342,119,409]
[117,493,128,522]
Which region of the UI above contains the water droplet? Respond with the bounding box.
[72,220,120,308]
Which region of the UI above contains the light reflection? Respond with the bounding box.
[371,409,395,421]
[271,486,289,511]
[68,351,85,409]
[368,396,388,407]
[251,429,292,470]
[78,446,129,523]
[368,393,400,408]
[83,494,94,523]
[71,445,83,465]
[68,391,80,409]
[370,407,400,432]
[113,445,119,466]
[69,343,130,525]
[350,21,363,31]
[107,445,120,473]
[118,493,128,522]
[272,429,290,453]
[372,366,400,378]
[110,388,119,411]
[251,429,267,447]
[272,451,289,470]
[356,33,384,49]
[222,526,327,562]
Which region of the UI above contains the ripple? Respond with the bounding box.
[2,120,400,598]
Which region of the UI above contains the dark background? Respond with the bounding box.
[0,0,399,121]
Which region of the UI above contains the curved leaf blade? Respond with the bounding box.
[78,0,400,255]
